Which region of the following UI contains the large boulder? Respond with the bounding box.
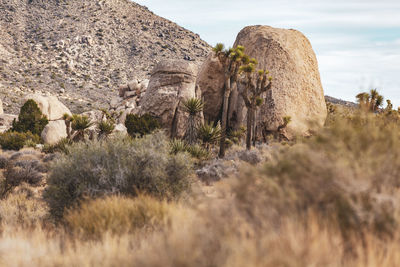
[140,60,198,138]
[197,25,327,138]
[234,25,327,138]
[196,55,225,122]
[25,94,72,121]
[41,120,68,145]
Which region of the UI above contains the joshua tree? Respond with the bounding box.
[63,113,73,140]
[213,43,254,157]
[182,98,204,145]
[356,89,384,112]
[239,63,272,150]
[71,114,93,142]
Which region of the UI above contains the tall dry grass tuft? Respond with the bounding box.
[0,187,48,228]
[64,195,181,239]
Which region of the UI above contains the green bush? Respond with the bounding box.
[0,131,40,151]
[125,113,160,138]
[11,99,48,135]
[44,132,193,219]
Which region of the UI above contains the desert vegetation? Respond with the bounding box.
[0,92,399,266]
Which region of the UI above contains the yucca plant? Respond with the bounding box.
[186,144,209,160]
[170,139,188,155]
[98,120,115,138]
[197,122,221,150]
[71,115,93,142]
[182,98,204,145]
[170,139,209,160]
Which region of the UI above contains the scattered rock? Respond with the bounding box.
[114,123,127,134]
[237,149,262,165]
[41,120,68,145]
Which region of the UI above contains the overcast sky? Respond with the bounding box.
[135,0,400,106]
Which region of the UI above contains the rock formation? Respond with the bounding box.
[234,26,327,138]
[196,55,225,122]
[140,60,198,138]
[25,94,72,121]
[197,25,327,139]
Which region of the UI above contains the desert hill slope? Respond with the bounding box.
[0,0,210,113]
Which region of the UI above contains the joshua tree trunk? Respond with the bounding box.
[219,78,231,158]
[65,120,71,140]
[185,116,197,145]
[252,108,257,147]
[246,106,253,150]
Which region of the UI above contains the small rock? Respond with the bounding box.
[41,120,68,145]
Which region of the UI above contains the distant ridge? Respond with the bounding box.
[325,96,358,108]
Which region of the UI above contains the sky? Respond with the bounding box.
[135,0,400,106]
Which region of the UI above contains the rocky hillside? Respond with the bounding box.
[0,0,211,114]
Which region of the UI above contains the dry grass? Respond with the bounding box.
[0,112,400,266]
[65,195,182,239]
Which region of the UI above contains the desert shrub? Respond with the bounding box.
[44,132,193,219]
[0,154,8,169]
[233,113,400,240]
[65,195,175,239]
[6,160,45,185]
[0,131,40,151]
[125,113,160,138]
[11,99,48,135]
[0,152,46,198]
[42,138,72,154]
